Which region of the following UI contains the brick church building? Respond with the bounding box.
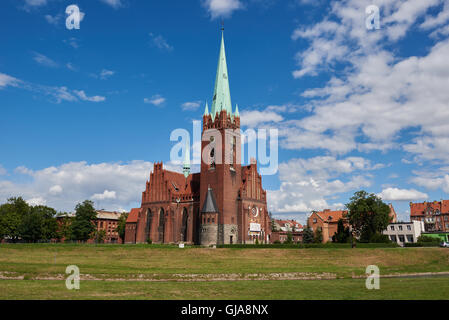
[124,31,271,245]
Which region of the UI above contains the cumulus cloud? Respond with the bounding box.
[267,156,382,217]
[74,90,106,102]
[378,187,428,201]
[0,73,20,88]
[202,0,244,19]
[240,110,284,128]
[0,161,154,212]
[45,14,62,26]
[144,95,166,106]
[26,197,47,206]
[91,190,117,201]
[181,101,202,111]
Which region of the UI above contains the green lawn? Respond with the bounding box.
[1,278,449,300]
[1,244,449,299]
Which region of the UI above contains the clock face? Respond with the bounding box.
[252,207,258,217]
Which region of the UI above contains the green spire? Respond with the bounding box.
[211,31,232,118]
[234,104,239,117]
[204,101,209,116]
[183,139,190,178]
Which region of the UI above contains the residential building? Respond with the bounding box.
[410,200,449,232]
[383,220,425,246]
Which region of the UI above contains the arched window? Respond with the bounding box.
[158,208,165,243]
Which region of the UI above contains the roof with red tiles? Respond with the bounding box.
[126,208,140,223]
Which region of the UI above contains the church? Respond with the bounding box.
[124,31,271,245]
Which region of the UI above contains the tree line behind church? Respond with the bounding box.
[0,198,127,243]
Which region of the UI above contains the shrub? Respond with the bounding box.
[147,238,152,244]
[417,235,440,243]
[369,233,391,243]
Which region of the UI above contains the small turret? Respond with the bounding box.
[182,139,190,178]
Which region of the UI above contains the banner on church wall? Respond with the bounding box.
[250,223,261,232]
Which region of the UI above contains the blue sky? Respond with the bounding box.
[1,0,449,223]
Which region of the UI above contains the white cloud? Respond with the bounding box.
[240,110,284,127]
[45,14,61,25]
[284,0,449,162]
[49,185,63,195]
[0,73,20,88]
[202,0,244,19]
[378,187,428,201]
[181,101,202,111]
[267,156,381,215]
[0,165,7,176]
[74,90,106,102]
[91,190,116,201]
[26,197,46,206]
[149,33,173,51]
[100,0,123,9]
[100,69,115,79]
[33,52,58,68]
[0,160,154,212]
[144,95,166,106]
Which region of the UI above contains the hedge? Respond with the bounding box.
[216,242,399,249]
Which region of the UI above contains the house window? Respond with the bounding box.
[313,218,317,223]
[398,235,405,243]
[406,235,414,242]
[390,226,395,231]
[390,235,397,242]
[398,225,403,231]
[407,225,411,230]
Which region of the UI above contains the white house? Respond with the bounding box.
[382,221,425,246]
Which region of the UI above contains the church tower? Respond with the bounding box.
[200,30,241,245]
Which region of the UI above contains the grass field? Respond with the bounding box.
[1,244,449,299]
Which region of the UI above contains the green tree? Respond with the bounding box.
[93,229,106,243]
[332,219,350,243]
[115,212,128,243]
[70,200,97,242]
[20,206,58,242]
[313,228,323,243]
[285,231,293,244]
[302,227,314,244]
[346,190,391,243]
[0,197,30,242]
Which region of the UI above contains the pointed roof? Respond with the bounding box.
[201,186,219,213]
[234,104,239,117]
[211,31,232,118]
[204,102,209,116]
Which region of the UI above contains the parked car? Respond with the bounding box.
[440,241,449,248]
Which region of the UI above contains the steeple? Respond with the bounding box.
[211,31,232,118]
[183,139,190,178]
[204,101,209,116]
[234,104,239,117]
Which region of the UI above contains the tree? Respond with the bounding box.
[20,206,58,242]
[285,231,293,244]
[0,197,30,242]
[94,229,106,243]
[115,212,128,243]
[302,227,314,244]
[332,219,350,243]
[346,190,391,243]
[313,228,323,243]
[70,200,97,242]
